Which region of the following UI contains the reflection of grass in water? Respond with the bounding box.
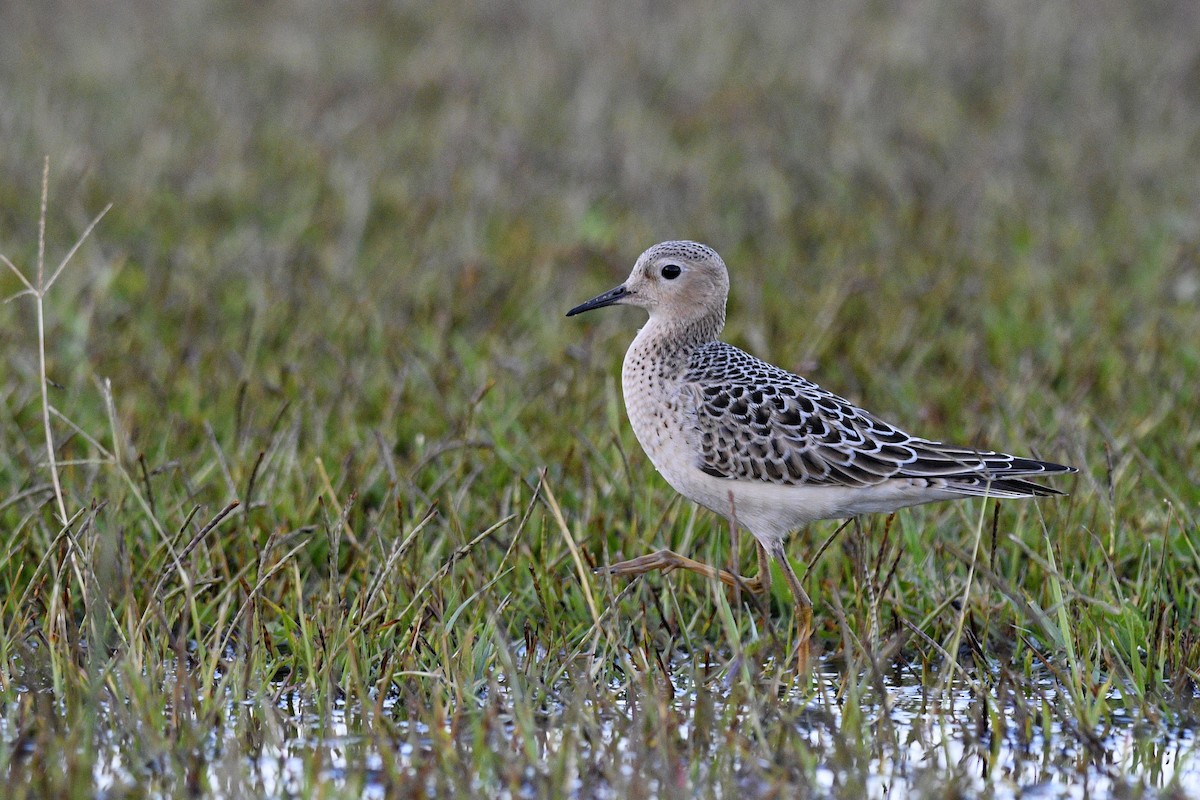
[1,0,1198,795]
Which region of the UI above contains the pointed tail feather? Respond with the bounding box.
[936,473,1074,499]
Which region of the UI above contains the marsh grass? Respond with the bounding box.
[1,0,1199,796]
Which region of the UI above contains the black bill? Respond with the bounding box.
[566,284,630,317]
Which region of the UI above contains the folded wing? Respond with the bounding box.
[681,343,1074,497]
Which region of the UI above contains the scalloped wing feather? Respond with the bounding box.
[681,342,1074,495]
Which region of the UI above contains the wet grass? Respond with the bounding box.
[1,0,1199,796]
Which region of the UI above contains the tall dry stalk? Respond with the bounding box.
[1,158,110,527]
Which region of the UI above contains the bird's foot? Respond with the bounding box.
[598,548,768,594]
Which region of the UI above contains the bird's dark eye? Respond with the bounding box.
[660,263,682,280]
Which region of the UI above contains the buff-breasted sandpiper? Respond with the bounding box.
[568,240,1075,662]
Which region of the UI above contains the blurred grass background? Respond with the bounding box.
[1,0,1198,797]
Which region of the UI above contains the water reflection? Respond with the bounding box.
[66,655,1200,798]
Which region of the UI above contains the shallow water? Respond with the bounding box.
[56,656,1200,798]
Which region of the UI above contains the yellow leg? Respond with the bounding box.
[768,542,814,672]
[600,547,770,594]
[752,542,771,595]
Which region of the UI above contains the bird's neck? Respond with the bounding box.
[649,307,724,346]
[628,309,724,372]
